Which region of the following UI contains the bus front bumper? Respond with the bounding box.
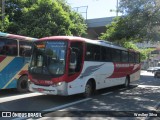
[29,83,58,95]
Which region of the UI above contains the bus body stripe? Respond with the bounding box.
[2,63,29,89]
[0,57,15,72]
[0,57,24,88]
[0,56,6,63]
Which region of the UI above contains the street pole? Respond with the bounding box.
[110,0,119,17]
[1,0,5,29]
[72,6,88,20]
[86,6,88,20]
[116,0,118,16]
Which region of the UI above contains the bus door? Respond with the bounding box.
[68,41,84,75]
[68,41,84,93]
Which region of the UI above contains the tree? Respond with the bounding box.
[3,0,87,38]
[99,0,160,43]
[119,0,160,41]
[122,41,154,61]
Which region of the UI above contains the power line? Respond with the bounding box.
[110,0,119,17]
[72,6,88,20]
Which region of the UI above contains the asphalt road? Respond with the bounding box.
[44,71,160,119]
[0,71,160,120]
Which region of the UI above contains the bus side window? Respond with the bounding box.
[101,46,106,61]
[121,51,129,63]
[19,41,31,57]
[101,46,111,62]
[85,44,92,61]
[1,46,7,55]
[94,45,100,61]
[129,52,135,63]
[3,39,18,56]
[135,53,140,63]
[85,43,100,61]
[112,49,121,62]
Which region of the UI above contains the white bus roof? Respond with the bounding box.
[39,36,127,51]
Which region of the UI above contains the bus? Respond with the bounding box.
[0,32,37,92]
[28,36,141,97]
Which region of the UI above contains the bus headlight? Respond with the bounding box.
[56,82,62,86]
[28,80,32,84]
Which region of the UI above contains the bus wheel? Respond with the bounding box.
[154,74,157,78]
[83,81,93,98]
[17,76,29,92]
[124,76,130,88]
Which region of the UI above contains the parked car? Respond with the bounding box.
[152,67,160,73]
[154,69,160,78]
[147,67,160,73]
[147,67,155,72]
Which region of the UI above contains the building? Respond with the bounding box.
[136,41,160,69]
[86,17,114,39]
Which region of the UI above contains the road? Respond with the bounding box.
[0,71,160,120]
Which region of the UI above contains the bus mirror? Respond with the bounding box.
[69,52,77,70]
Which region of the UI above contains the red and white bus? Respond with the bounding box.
[28,36,141,97]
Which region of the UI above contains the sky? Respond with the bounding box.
[67,0,121,19]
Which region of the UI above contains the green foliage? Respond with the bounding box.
[121,41,154,61]
[121,41,139,50]
[0,15,10,32]
[99,0,160,62]
[99,0,160,43]
[119,0,160,41]
[2,0,87,38]
[99,17,140,42]
[139,48,154,61]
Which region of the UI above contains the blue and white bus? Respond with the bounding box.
[0,32,37,92]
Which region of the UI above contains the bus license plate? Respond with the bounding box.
[37,88,44,92]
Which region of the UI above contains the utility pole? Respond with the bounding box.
[116,0,118,16]
[110,0,119,16]
[72,6,88,20]
[1,0,5,29]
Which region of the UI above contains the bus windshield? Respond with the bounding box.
[29,41,67,76]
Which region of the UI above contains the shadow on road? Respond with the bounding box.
[0,89,31,98]
[44,83,160,117]
[1,72,160,117]
[0,85,137,112]
[139,75,160,86]
[0,90,86,111]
